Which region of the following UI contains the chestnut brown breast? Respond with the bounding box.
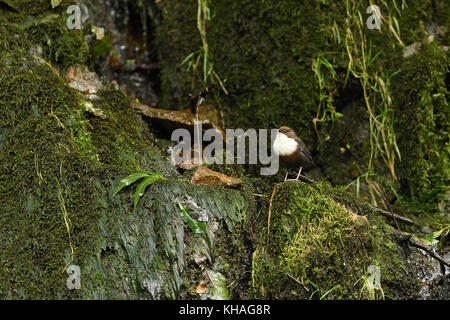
[279,150,302,169]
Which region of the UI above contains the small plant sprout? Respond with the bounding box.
[178,201,214,261]
[356,265,385,300]
[113,171,166,213]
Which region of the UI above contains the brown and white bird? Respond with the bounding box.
[273,126,315,181]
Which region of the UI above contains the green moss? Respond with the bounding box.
[29,15,88,68]
[0,1,87,69]
[0,3,253,299]
[393,43,449,209]
[251,182,417,299]
[157,0,448,206]
[0,58,99,298]
[158,0,443,139]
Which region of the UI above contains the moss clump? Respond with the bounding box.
[0,59,99,298]
[28,14,89,69]
[251,182,417,299]
[393,43,449,209]
[0,1,88,69]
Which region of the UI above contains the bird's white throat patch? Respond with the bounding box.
[273,132,298,156]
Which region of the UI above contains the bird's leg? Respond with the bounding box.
[283,171,289,182]
[294,167,303,180]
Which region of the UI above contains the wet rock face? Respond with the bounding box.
[410,247,450,300]
[0,1,254,299]
[83,177,249,299]
[81,0,161,106]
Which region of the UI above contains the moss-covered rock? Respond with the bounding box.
[252,182,419,299]
[393,43,449,209]
[0,3,252,299]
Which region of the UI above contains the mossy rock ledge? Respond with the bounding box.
[0,3,250,299]
[252,182,434,299]
[0,61,250,299]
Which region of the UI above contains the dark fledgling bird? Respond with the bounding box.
[273,126,315,181]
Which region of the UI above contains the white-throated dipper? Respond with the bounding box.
[273,126,315,181]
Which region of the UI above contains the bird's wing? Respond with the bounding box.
[295,137,315,166]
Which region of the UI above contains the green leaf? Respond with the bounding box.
[113,172,150,197]
[178,203,207,235]
[422,226,450,245]
[182,52,196,65]
[178,202,213,258]
[422,233,438,246]
[51,0,62,8]
[334,112,344,119]
[133,175,164,212]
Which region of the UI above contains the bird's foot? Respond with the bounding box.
[294,167,303,180]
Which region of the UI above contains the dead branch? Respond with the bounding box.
[266,183,279,248]
[370,206,415,225]
[286,273,310,292]
[408,239,450,268]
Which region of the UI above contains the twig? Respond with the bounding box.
[371,206,414,225]
[266,184,279,248]
[393,230,450,268]
[252,193,265,198]
[298,174,315,184]
[286,273,310,292]
[408,240,450,268]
